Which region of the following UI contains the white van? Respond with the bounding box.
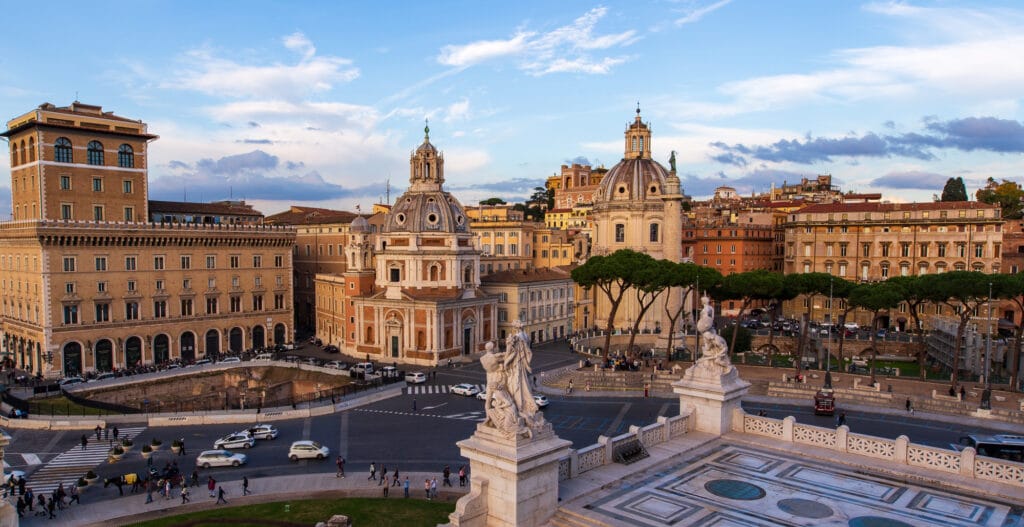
[254,353,274,361]
[351,362,374,375]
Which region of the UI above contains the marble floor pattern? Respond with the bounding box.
[580,444,1024,527]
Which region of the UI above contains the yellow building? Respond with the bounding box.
[480,266,575,344]
[532,228,574,268]
[465,204,536,276]
[0,102,295,377]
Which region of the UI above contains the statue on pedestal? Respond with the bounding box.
[690,294,734,378]
[480,321,544,438]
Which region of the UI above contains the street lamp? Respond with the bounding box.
[826,278,833,388]
[982,281,993,409]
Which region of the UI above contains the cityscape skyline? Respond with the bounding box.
[3,1,1024,218]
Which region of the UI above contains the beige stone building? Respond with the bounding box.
[0,102,295,378]
[782,201,1003,328]
[465,204,535,276]
[480,266,576,344]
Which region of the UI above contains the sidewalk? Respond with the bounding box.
[15,471,469,527]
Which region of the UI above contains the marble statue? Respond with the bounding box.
[480,322,544,438]
[693,294,734,376]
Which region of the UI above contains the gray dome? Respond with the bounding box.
[595,158,670,203]
[350,215,370,233]
[382,192,469,234]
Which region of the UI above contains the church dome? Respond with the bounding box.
[350,215,370,233]
[381,191,469,234]
[593,106,671,203]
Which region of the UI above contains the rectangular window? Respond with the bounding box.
[274,255,283,267]
[92,178,103,192]
[180,255,191,269]
[154,256,164,270]
[61,204,72,219]
[122,180,133,194]
[153,300,167,318]
[901,243,910,257]
[93,206,104,221]
[232,276,240,288]
[127,280,136,291]
[253,295,263,311]
[230,296,241,313]
[208,278,216,290]
[881,244,890,257]
[95,257,107,271]
[975,244,984,258]
[123,207,134,222]
[125,302,139,320]
[60,175,71,190]
[155,279,164,290]
[206,297,218,315]
[95,303,110,322]
[839,244,848,257]
[183,278,191,290]
[615,224,625,243]
[275,275,283,286]
[63,305,79,324]
[125,256,136,271]
[920,244,929,257]
[389,268,400,282]
[938,244,947,257]
[253,255,262,268]
[254,276,262,287]
[862,243,871,257]
[274,294,285,310]
[230,256,239,268]
[181,298,193,316]
[65,282,75,294]
[62,257,76,272]
[206,255,216,269]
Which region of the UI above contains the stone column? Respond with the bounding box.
[655,170,684,355]
[450,423,571,527]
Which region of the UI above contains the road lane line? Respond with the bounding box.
[601,402,632,437]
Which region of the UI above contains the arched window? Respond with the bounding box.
[430,264,439,281]
[639,136,644,152]
[631,137,637,151]
[9,141,16,166]
[118,144,134,168]
[28,137,35,162]
[463,265,472,284]
[19,140,26,165]
[87,141,104,165]
[54,137,73,163]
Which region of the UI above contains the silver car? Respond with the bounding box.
[247,424,279,440]
[213,432,254,449]
[195,449,247,468]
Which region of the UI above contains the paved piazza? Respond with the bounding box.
[578,444,1023,526]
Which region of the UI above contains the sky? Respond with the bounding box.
[2,1,1023,218]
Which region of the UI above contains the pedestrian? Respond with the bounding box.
[207,476,216,498]
[379,465,387,486]
[413,398,417,412]
[164,479,172,500]
[905,398,914,414]
[36,493,46,515]
[81,434,88,451]
[949,385,956,397]
[16,496,25,518]
[336,456,346,478]
[430,477,438,499]
[18,476,25,496]
[113,426,119,441]
[190,470,199,488]
[242,476,251,496]
[94,425,102,441]
[443,465,452,487]
[392,468,400,487]
[46,496,56,519]
[403,477,410,498]
[179,438,186,456]
[458,466,466,487]
[836,411,847,428]
[532,375,537,387]
[382,481,389,497]
[145,480,154,504]
[216,486,228,505]
[960,386,966,400]
[368,462,376,480]
[24,487,33,512]
[424,479,431,500]
[104,426,109,440]
[180,485,190,504]
[68,483,79,505]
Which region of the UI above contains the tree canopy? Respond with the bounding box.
[571,249,658,359]
[718,270,785,355]
[976,177,1024,219]
[848,281,903,383]
[940,177,968,202]
[478,197,507,206]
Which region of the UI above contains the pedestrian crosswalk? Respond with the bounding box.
[404,383,485,395]
[25,426,147,496]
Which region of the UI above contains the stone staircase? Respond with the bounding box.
[546,508,615,527]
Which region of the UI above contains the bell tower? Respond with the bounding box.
[409,120,445,192]
[623,103,652,161]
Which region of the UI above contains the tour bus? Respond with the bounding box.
[951,434,1024,461]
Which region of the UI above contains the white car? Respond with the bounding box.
[451,383,481,397]
[59,376,85,386]
[247,424,279,440]
[476,390,488,400]
[405,371,427,384]
[533,395,550,408]
[213,432,254,449]
[195,450,247,468]
[326,360,349,370]
[220,357,241,364]
[289,440,329,461]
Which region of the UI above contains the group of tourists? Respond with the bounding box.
[14,482,79,519]
[360,461,469,499]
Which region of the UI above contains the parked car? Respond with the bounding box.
[91,372,116,382]
[326,360,349,370]
[213,432,254,450]
[196,450,247,468]
[221,357,241,364]
[405,371,427,384]
[380,366,399,378]
[303,357,323,366]
[254,353,275,361]
[194,359,212,367]
[476,390,488,400]
[246,424,279,440]
[59,376,85,386]
[351,362,374,375]
[288,440,329,461]
[533,395,550,408]
[323,344,340,353]
[451,383,480,397]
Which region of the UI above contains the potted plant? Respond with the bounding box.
[108,445,125,459]
[171,438,183,454]
[77,477,89,488]
[121,438,133,449]
[141,444,153,456]
[150,437,162,449]
[84,470,98,483]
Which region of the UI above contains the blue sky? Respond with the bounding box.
[2,1,1023,217]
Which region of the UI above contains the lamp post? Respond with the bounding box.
[826,278,833,387]
[982,281,993,409]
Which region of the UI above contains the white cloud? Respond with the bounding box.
[436,7,637,76]
[168,33,359,100]
[674,0,733,26]
[444,99,471,123]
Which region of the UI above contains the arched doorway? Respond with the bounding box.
[154,334,170,364]
[95,339,114,372]
[229,327,243,353]
[253,326,265,349]
[274,323,286,345]
[125,337,142,368]
[180,332,196,363]
[63,342,82,376]
[205,329,220,357]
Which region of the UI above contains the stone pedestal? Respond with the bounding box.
[0,434,16,527]
[672,364,750,436]
[448,423,571,527]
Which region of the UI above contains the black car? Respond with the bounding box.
[323,344,340,353]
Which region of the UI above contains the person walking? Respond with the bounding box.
[443,465,452,487]
[242,476,251,495]
[424,479,431,500]
[46,496,56,519]
[403,477,410,498]
[36,493,46,516]
[207,476,216,498]
[190,470,199,488]
[68,483,79,505]
[392,467,400,487]
[836,411,847,428]
[216,486,228,505]
[15,496,25,518]
[336,456,346,478]
[113,426,120,442]
[164,479,172,500]
[458,466,467,487]
[905,398,914,414]
[180,485,190,504]
[145,480,154,504]
[80,434,88,451]
[382,480,389,497]
[368,462,376,481]
[412,398,417,412]
[430,477,438,499]
[24,487,33,513]
[379,465,387,486]
[179,438,186,456]
[94,425,102,442]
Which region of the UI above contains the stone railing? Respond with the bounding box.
[557,412,690,481]
[735,409,1023,489]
